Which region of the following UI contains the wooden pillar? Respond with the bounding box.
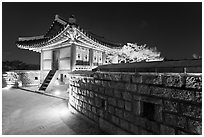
[89,49,93,69]
[40,50,43,84]
[71,44,76,71]
[102,52,106,65]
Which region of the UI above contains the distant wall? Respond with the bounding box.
[3,70,40,87]
[68,60,202,135]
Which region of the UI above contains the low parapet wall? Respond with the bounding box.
[2,70,40,87]
[68,60,202,135]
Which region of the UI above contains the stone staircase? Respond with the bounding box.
[39,70,56,91]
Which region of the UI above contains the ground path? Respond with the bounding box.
[2,88,107,135]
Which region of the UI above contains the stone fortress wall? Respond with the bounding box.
[68,60,202,135]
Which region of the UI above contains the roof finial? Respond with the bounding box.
[69,14,76,25]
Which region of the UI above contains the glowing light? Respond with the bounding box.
[54,90,60,96]
[3,85,13,90]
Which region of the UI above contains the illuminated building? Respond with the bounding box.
[16,15,122,91]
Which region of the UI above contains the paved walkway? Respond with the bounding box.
[2,87,107,135]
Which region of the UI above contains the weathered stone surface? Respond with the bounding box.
[162,75,184,87]
[177,130,189,135]
[117,99,124,109]
[180,103,201,119]
[195,91,202,103]
[112,115,119,125]
[164,113,176,126]
[186,76,202,89]
[94,79,102,85]
[142,74,162,85]
[125,83,137,92]
[138,85,150,95]
[108,106,115,114]
[122,92,132,101]
[89,91,94,98]
[98,87,105,94]
[92,106,97,114]
[120,119,129,130]
[133,101,141,116]
[115,108,123,118]
[149,121,160,134]
[172,89,195,101]
[132,75,142,83]
[188,119,202,134]
[163,100,178,113]
[130,124,139,134]
[124,111,134,122]
[122,74,132,83]
[114,89,122,98]
[113,82,125,89]
[105,88,113,96]
[160,125,175,135]
[108,97,117,106]
[110,74,122,81]
[103,73,111,80]
[125,101,132,111]
[176,116,187,129]
[95,98,102,107]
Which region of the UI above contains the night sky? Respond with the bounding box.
[2,2,202,65]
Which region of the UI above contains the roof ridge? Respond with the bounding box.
[55,14,67,25]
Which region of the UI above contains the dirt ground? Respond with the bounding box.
[2,87,107,135]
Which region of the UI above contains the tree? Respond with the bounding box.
[106,43,164,63]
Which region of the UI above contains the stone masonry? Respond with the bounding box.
[68,72,202,135]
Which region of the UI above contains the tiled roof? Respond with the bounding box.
[16,15,123,49]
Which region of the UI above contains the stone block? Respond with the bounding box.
[111,115,120,125]
[125,83,137,92]
[117,99,125,109]
[104,88,113,96]
[125,101,132,111]
[132,75,142,83]
[124,111,134,122]
[114,89,122,98]
[104,73,111,80]
[142,74,162,85]
[188,119,202,134]
[138,85,150,95]
[185,76,202,90]
[176,116,187,129]
[93,115,99,122]
[160,124,175,135]
[88,98,95,105]
[113,82,125,89]
[87,104,92,111]
[92,106,97,114]
[110,74,122,81]
[88,111,94,120]
[89,91,94,98]
[108,106,115,114]
[133,101,141,116]
[162,75,184,88]
[140,129,153,135]
[151,86,172,98]
[94,79,102,85]
[101,80,108,87]
[180,103,201,119]
[130,124,139,134]
[122,74,132,83]
[149,121,160,134]
[172,89,195,101]
[195,91,202,103]
[164,113,176,126]
[163,100,178,113]
[108,97,117,106]
[98,87,105,94]
[115,108,123,118]
[120,119,129,130]
[95,98,102,107]
[122,92,132,101]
